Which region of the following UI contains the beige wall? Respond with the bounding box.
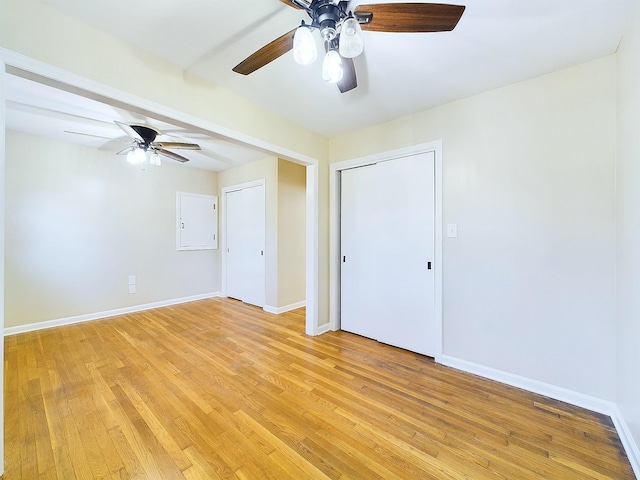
[616,0,640,460]
[218,157,306,310]
[331,56,617,401]
[277,159,306,307]
[5,132,219,327]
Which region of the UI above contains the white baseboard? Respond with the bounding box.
[441,354,639,478]
[4,292,222,336]
[611,405,640,478]
[440,355,616,414]
[316,322,332,335]
[263,300,306,315]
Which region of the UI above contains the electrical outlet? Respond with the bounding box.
[129,284,137,294]
[128,275,136,285]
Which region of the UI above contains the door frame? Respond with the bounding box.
[221,179,266,303]
[329,140,444,362]
[0,58,6,476]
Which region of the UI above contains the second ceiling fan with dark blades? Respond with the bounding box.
[233,1,465,93]
[114,121,201,165]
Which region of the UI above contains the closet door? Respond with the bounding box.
[340,164,381,340]
[226,185,265,307]
[340,152,437,356]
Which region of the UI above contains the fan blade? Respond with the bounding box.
[233,28,297,75]
[338,57,357,93]
[64,130,117,141]
[116,146,134,156]
[279,0,303,9]
[114,120,145,141]
[153,142,201,150]
[157,148,190,163]
[355,3,465,32]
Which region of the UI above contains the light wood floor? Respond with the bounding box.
[4,298,635,479]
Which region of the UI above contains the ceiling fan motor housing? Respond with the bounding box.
[310,0,347,40]
[130,124,159,149]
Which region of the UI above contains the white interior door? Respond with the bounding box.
[341,152,437,356]
[226,184,265,307]
[340,164,382,340]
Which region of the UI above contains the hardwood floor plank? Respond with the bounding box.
[233,409,333,479]
[4,298,635,479]
[115,376,192,472]
[106,384,173,479]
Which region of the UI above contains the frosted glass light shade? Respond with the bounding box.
[149,151,161,166]
[293,26,317,65]
[322,50,343,83]
[127,148,146,164]
[339,17,364,58]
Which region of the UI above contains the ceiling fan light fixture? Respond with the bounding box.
[127,147,146,165]
[149,151,162,166]
[293,25,317,65]
[322,49,343,83]
[339,16,364,58]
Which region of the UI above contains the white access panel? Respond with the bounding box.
[225,185,266,307]
[177,192,218,250]
[340,151,437,357]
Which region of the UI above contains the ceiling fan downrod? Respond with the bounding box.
[312,0,343,40]
[303,0,371,39]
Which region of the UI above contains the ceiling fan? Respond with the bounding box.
[233,1,466,93]
[114,121,201,165]
[67,121,201,166]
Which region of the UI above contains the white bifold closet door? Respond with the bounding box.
[341,151,436,357]
[226,184,266,307]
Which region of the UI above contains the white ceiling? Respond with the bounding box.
[4,73,270,171]
[5,0,637,170]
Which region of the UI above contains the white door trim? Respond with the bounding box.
[305,164,320,335]
[0,47,320,341]
[0,58,7,477]
[329,140,444,362]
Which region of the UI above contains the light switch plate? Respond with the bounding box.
[447,224,458,238]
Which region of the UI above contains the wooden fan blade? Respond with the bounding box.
[279,0,302,9]
[157,148,190,163]
[338,57,357,93]
[114,120,144,142]
[233,28,297,75]
[355,3,465,32]
[153,142,201,150]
